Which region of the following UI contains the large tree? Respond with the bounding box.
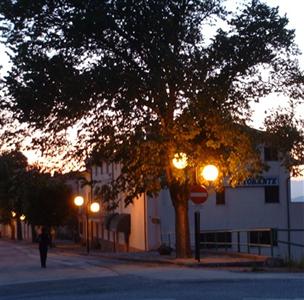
[0,0,303,257]
[0,151,73,240]
[24,171,73,229]
[0,150,28,239]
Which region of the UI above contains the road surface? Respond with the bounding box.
[0,239,303,299]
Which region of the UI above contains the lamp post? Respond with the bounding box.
[74,195,100,254]
[172,153,219,261]
[20,214,26,240]
[286,176,291,261]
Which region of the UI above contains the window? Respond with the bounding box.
[200,232,232,249]
[265,186,279,203]
[264,147,278,161]
[216,189,225,205]
[250,230,277,246]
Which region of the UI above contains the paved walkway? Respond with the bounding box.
[5,238,296,270]
[53,240,271,268]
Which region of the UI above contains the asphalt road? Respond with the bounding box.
[0,240,303,300]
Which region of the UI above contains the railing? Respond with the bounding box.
[194,225,304,262]
[161,232,175,247]
[276,228,304,261]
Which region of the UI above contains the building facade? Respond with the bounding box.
[74,163,162,252]
[74,146,304,261]
[159,146,304,261]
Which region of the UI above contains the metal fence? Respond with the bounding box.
[194,224,304,262]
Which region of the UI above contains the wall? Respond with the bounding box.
[146,196,162,250]
[74,151,304,259]
[118,194,146,251]
[76,163,152,252]
[157,160,304,261]
[0,221,32,240]
[289,202,304,260]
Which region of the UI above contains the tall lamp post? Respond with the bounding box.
[20,214,26,240]
[286,176,291,261]
[172,153,219,261]
[74,195,100,254]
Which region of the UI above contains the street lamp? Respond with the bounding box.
[74,196,84,206]
[90,202,100,213]
[172,152,219,182]
[172,152,188,169]
[200,165,219,182]
[74,195,100,253]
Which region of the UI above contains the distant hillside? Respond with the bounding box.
[291,195,304,202]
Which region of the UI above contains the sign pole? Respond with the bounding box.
[190,185,208,263]
[194,210,200,262]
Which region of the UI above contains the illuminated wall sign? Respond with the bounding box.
[241,176,279,186]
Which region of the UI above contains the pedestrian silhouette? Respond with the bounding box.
[37,227,51,268]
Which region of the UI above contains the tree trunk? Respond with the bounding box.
[173,200,192,258]
[169,182,192,258]
[9,221,15,240]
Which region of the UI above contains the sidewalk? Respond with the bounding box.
[53,240,271,268]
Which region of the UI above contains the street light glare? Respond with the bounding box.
[172,152,188,169]
[90,202,100,213]
[74,196,84,206]
[201,165,219,181]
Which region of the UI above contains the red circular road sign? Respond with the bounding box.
[190,185,208,204]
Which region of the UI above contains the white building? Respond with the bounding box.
[74,163,161,252]
[159,146,304,261]
[0,218,32,241]
[75,145,304,261]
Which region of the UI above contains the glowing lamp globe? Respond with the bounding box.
[172,152,188,169]
[201,165,219,181]
[90,202,100,213]
[11,211,16,218]
[74,196,84,206]
[20,214,26,221]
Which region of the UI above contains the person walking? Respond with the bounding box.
[37,226,51,268]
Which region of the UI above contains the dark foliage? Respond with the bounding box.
[0,0,303,257]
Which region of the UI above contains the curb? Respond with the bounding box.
[94,253,267,268]
[54,246,267,268]
[53,244,268,268]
